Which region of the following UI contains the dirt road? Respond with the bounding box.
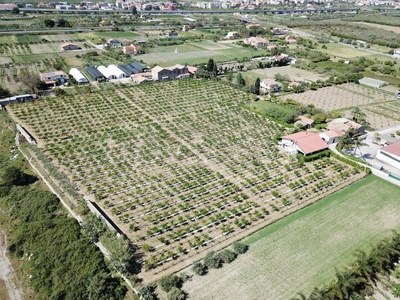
[0,229,23,300]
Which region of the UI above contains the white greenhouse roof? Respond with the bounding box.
[69,68,88,83]
[359,77,388,88]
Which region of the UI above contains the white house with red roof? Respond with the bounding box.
[376,141,400,170]
[279,132,329,155]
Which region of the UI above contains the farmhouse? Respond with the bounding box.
[122,44,141,55]
[105,39,121,48]
[279,132,329,155]
[319,130,343,144]
[260,78,281,94]
[40,70,68,85]
[327,118,365,135]
[151,64,189,81]
[69,68,89,84]
[225,31,239,39]
[376,142,400,170]
[359,77,388,88]
[85,66,106,82]
[294,115,314,129]
[60,43,80,51]
[243,37,268,48]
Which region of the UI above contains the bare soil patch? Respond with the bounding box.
[252,66,328,82]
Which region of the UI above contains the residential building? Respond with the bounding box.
[327,118,365,135]
[376,141,400,170]
[151,64,189,81]
[225,31,239,39]
[122,44,141,55]
[243,37,268,48]
[39,70,68,85]
[319,130,343,144]
[260,78,281,93]
[105,39,121,48]
[182,25,190,32]
[60,43,80,51]
[279,132,329,155]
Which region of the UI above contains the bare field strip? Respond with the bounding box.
[183,176,400,300]
[357,22,400,34]
[279,83,394,111]
[8,80,363,281]
[252,66,328,82]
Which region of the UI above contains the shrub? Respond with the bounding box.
[232,241,248,254]
[167,287,186,300]
[203,251,223,269]
[54,87,66,97]
[219,249,236,264]
[158,275,182,292]
[192,261,208,276]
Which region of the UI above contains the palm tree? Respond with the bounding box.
[353,136,368,156]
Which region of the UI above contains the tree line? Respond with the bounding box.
[0,166,128,299]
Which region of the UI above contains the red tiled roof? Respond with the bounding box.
[323,130,344,138]
[281,132,328,155]
[380,141,400,157]
[298,115,314,125]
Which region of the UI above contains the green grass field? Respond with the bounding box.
[183,175,400,300]
[16,35,41,44]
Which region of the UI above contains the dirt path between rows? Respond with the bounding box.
[0,229,23,300]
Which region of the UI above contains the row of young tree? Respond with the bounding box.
[292,231,400,300]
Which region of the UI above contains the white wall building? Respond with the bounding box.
[376,142,400,170]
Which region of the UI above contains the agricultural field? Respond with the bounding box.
[8,80,364,281]
[279,83,400,129]
[182,175,400,300]
[244,66,328,82]
[140,42,267,67]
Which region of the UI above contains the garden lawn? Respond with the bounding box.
[183,175,400,300]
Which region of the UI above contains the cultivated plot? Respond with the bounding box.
[183,176,400,300]
[9,80,363,279]
[280,83,394,111]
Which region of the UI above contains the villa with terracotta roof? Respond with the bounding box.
[40,70,68,85]
[244,37,268,48]
[279,132,329,155]
[376,141,400,170]
[260,78,281,94]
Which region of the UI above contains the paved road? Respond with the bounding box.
[0,229,23,300]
